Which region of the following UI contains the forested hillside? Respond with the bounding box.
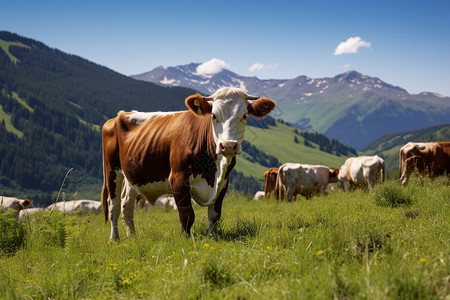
[0,31,195,204]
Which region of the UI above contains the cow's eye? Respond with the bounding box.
[242,114,247,121]
[212,114,217,120]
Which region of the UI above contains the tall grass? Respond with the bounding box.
[0,177,448,299]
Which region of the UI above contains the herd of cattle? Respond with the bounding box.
[257,141,449,201]
[1,88,448,241]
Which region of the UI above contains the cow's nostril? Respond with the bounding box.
[232,143,237,150]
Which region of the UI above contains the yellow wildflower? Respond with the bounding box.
[203,243,210,248]
[316,250,324,256]
[266,246,272,251]
[123,278,132,285]
[419,258,427,263]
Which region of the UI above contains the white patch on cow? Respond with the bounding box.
[189,175,215,207]
[128,111,182,125]
[189,155,232,207]
[133,179,172,205]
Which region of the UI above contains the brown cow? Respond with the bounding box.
[102,87,275,240]
[264,167,278,198]
[399,142,450,186]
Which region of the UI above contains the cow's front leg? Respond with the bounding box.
[400,170,410,186]
[207,181,228,237]
[171,172,195,235]
[121,180,137,236]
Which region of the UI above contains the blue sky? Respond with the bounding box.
[1,0,450,96]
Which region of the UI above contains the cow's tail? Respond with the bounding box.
[101,129,109,223]
[101,182,109,223]
[264,171,269,197]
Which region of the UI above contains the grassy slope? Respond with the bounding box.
[0,105,23,138]
[235,122,350,181]
[1,178,448,299]
[0,40,31,64]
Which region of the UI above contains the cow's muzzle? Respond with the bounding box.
[218,141,240,156]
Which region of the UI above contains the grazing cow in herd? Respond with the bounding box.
[47,200,102,214]
[264,167,278,198]
[18,208,45,222]
[0,196,32,220]
[101,87,275,241]
[399,142,450,186]
[274,163,339,201]
[338,155,385,192]
[253,191,265,200]
[135,194,177,210]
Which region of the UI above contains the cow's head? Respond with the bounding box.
[186,87,276,156]
[328,168,340,183]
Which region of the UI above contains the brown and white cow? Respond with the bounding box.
[101,87,275,240]
[274,163,339,201]
[264,167,278,198]
[399,142,450,186]
[338,155,385,192]
[0,196,32,220]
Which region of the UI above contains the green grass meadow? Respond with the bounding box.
[1,178,449,299]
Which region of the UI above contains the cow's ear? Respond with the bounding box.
[330,168,339,177]
[247,97,276,119]
[23,199,32,208]
[185,93,212,117]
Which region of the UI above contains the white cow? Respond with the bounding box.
[338,155,385,192]
[274,163,339,201]
[253,191,265,200]
[18,208,45,222]
[0,196,32,220]
[47,200,102,214]
[135,195,177,210]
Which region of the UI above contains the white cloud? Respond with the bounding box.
[196,58,230,75]
[343,64,350,69]
[334,36,371,55]
[248,62,279,72]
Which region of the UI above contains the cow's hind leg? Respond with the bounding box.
[109,172,124,241]
[121,179,137,237]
